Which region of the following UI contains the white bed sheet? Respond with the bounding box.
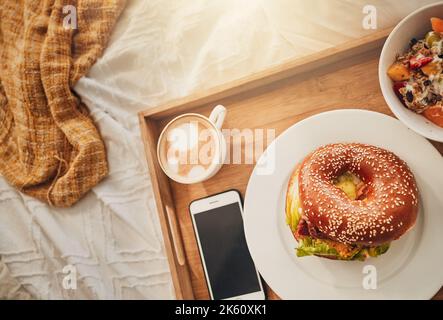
[0,0,438,299]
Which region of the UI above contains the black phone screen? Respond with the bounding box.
[193,202,261,300]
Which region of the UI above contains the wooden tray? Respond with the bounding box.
[139,27,443,300]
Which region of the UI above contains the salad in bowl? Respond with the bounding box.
[387,17,443,128]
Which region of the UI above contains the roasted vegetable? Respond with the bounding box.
[431,17,443,33]
[393,82,407,103]
[423,105,443,127]
[393,81,406,94]
[387,63,410,81]
[425,31,441,48]
[421,61,440,76]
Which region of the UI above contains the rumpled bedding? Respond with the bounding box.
[0,0,437,299]
[0,258,32,299]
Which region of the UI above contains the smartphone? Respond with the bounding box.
[189,190,265,300]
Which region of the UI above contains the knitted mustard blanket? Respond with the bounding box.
[0,0,126,207]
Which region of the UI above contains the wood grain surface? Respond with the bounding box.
[139,28,443,300]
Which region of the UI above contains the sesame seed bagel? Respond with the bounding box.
[297,143,419,247]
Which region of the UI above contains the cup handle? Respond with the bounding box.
[209,105,226,130]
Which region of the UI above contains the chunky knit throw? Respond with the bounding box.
[0,0,126,207]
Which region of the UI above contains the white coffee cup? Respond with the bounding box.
[157,105,227,184]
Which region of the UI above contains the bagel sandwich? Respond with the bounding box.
[285,143,419,261]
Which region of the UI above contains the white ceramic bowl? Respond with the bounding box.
[379,2,443,142]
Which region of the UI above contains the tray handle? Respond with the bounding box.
[165,204,186,266]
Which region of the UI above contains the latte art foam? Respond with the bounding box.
[159,116,218,181]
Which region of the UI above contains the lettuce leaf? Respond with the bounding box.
[368,243,390,257]
[296,237,340,257]
[296,236,390,261]
[286,191,301,233]
[287,179,390,261]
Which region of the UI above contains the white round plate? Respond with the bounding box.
[244,109,443,300]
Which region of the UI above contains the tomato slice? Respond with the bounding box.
[409,56,433,69]
[423,105,443,127]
